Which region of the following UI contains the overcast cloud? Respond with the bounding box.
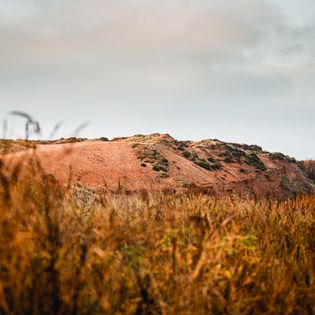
[0,0,314,159]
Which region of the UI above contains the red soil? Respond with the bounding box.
[1,134,314,198]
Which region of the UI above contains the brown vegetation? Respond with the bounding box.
[0,153,314,315]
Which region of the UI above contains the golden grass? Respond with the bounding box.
[0,159,314,315]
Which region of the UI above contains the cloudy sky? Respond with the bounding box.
[0,0,314,159]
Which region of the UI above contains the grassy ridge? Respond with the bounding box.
[0,162,314,314]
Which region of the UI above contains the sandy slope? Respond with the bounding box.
[1,134,314,198]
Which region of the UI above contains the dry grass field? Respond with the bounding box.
[0,154,314,315]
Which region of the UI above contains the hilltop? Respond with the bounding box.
[0,134,313,198]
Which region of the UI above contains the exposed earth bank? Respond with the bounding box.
[0,134,314,198]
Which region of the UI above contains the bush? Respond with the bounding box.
[224,157,233,163]
[195,160,212,170]
[182,150,191,158]
[245,153,266,171]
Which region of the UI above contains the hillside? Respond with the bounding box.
[299,160,315,183]
[0,134,313,198]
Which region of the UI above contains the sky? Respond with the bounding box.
[0,0,314,159]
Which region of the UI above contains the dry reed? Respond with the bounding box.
[0,153,314,315]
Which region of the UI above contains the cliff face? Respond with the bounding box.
[0,134,314,198]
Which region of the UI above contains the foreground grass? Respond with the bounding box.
[0,172,314,315]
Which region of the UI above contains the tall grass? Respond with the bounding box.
[0,155,314,315]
